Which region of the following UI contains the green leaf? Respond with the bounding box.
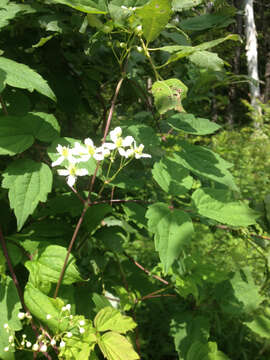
[245,314,270,339]
[146,203,194,273]
[172,0,203,11]
[95,226,124,253]
[98,331,139,360]
[174,141,238,191]
[0,68,5,93]
[94,306,136,333]
[187,341,230,360]
[135,0,172,43]
[152,78,188,114]
[84,204,112,233]
[168,113,221,135]
[0,276,22,360]
[161,34,239,67]
[25,244,82,285]
[0,0,35,29]
[192,188,259,226]
[24,283,69,332]
[189,51,224,71]
[51,0,107,14]
[180,13,234,31]
[2,159,52,231]
[152,156,193,195]
[0,57,56,101]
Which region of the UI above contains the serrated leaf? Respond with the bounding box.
[187,341,230,360]
[168,113,221,135]
[24,283,69,332]
[0,276,22,360]
[2,159,52,230]
[146,203,194,273]
[189,51,224,71]
[98,331,139,360]
[192,188,259,226]
[174,141,238,191]
[161,34,239,67]
[0,0,35,29]
[0,57,56,101]
[51,0,107,13]
[245,314,270,339]
[152,78,188,114]
[152,156,193,195]
[94,306,136,333]
[25,244,82,285]
[180,13,234,31]
[135,0,172,43]
[0,68,5,93]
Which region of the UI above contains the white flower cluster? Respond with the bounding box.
[52,127,151,187]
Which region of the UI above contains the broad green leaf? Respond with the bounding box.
[168,113,221,135]
[172,0,203,11]
[94,306,136,333]
[174,141,238,191]
[152,78,188,114]
[0,68,5,93]
[189,51,224,71]
[0,0,35,29]
[95,226,124,253]
[245,314,270,339]
[146,203,194,273]
[170,313,210,358]
[187,341,230,360]
[2,159,52,231]
[84,204,112,233]
[152,156,193,195]
[192,188,259,226]
[92,293,113,313]
[51,0,107,13]
[122,202,147,228]
[0,57,56,101]
[0,276,22,360]
[24,283,69,332]
[180,13,234,31]
[135,0,172,43]
[98,331,139,360]
[25,244,82,285]
[108,1,149,24]
[160,34,239,67]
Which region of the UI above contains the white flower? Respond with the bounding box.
[8,335,14,343]
[79,327,85,334]
[79,320,85,326]
[133,142,151,159]
[58,164,89,187]
[73,139,105,162]
[32,343,39,351]
[46,314,51,320]
[65,304,71,312]
[3,323,8,329]
[18,312,25,320]
[51,339,56,346]
[26,341,32,348]
[104,127,134,156]
[60,340,65,348]
[4,346,9,352]
[40,344,47,352]
[66,332,72,338]
[52,145,77,167]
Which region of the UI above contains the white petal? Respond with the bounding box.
[110,127,122,142]
[94,153,104,161]
[56,144,63,153]
[75,168,89,176]
[103,142,116,150]
[67,175,76,187]
[84,138,94,147]
[118,147,128,158]
[57,169,69,176]
[122,136,134,147]
[52,156,64,167]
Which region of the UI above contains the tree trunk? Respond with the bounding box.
[244,0,261,107]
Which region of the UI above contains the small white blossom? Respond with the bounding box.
[4,346,9,352]
[26,341,32,348]
[3,323,8,329]
[66,332,72,338]
[51,339,56,346]
[8,335,14,343]
[133,142,151,159]
[73,139,105,162]
[46,314,52,320]
[65,304,71,311]
[60,340,65,348]
[52,145,77,167]
[32,343,39,351]
[40,344,47,352]
[69,315,73,319]
[104,127,134,156]
[79,327,85,334]
[18,312,25,320]
[58,164,89,187]
[79,320,85,326]
[22,334,27,339]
